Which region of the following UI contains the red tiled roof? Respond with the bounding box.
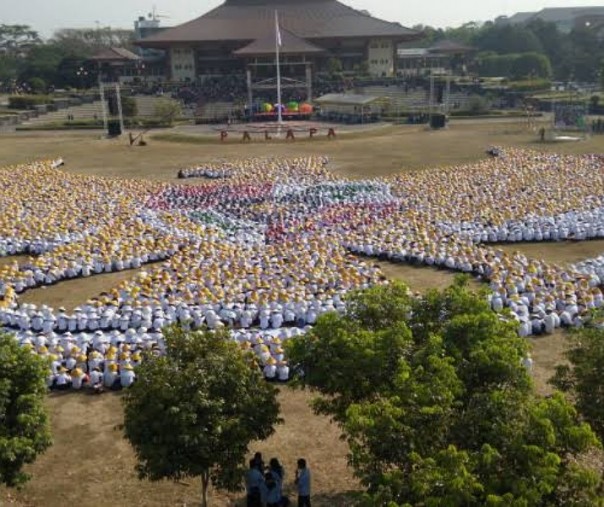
[138,0,419,46]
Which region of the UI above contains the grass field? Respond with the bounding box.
[0,122,602,506]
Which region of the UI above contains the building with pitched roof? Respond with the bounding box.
[397,40,476,77]
[136,0,420,84]
[89,47,142,83]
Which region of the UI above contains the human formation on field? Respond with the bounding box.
[1,149,604,389]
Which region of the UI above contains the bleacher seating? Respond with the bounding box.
[20,100,107,126]
[18,95,184,126]
[134,95,183,118]
[356,85,472,113]
[195,101,239,123]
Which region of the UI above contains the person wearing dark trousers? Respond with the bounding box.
[269,458,286,506]
[295,458,311,507]
[264,471,281,507]
[245,459,264,507]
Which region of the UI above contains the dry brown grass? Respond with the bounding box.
[496,239,604,266]
[19,262,164,312]
[0,124,602,505]
[0,388,358,507]
[529,332,569,395]
[375,261,483,293]
[0,121,601,181]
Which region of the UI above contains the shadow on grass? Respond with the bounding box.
[310,491,363,506]
[232,490,362,507]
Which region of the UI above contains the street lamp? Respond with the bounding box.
[76,66,89,90]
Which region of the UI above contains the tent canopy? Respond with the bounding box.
[315,93,382,106]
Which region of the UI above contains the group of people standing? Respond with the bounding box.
[246,453,311,507]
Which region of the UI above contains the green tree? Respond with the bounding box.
[590,95,600,111]
[510,52,552,80]
[287,279,602,505]
[0,25,40,56]
[51,27,135,57]
[0,25,41,89]
[473,24,543,55]
[466,95,490,114]
[551,326,604,441]
[477,53,517,77]
[0,332,52,487]
[445,21,482,46]
[18,44,66,85]
[0,56,18,85]
[525,19,572,79]
[477,52,551,79]
[327,57,343,76]
[154,98,182,125]
[122,325,282,507]
[409,25,445,47]
[27,77,46,94]
[120,96,138,118]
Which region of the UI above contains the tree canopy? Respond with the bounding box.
[412,18,603,82]
[51,28,134,56]
[0,25,40,56]
[0,24,135,91]
[122,325,282,507]
[0,332,52,488]
[287,279,603,506]
[552,324,604,443]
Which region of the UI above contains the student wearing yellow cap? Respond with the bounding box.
[120,363,136,388]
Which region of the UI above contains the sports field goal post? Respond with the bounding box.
[99,80,125,137]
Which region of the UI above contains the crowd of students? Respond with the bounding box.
[1,150,604,389]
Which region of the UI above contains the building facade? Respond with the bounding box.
[137,0,420,83]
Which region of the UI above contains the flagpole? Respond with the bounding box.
[275,10,283,125]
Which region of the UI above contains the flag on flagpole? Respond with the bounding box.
[275,10,283,125]
[275,11,282,47]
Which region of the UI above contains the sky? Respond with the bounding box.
[3,0,604,37]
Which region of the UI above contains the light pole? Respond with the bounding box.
[76,66,89,90]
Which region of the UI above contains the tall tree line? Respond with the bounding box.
[0,24,134,91]
[413,19,604,83]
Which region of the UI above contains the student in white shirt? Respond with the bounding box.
[55,368,72,391]
[71,368,87,390]
[120,364,136,388]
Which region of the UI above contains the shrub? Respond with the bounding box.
[8,95,53,109]
[153,99,182,126]
[508,79,552,92]
[467,95,490,114]
[120,96,138,117]
[27,77,47,94]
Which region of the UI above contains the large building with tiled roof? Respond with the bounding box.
[137,0,420,82]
